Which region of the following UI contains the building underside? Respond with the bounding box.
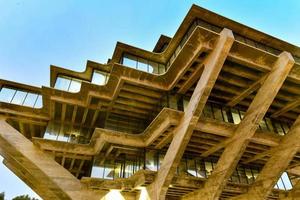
[2,4,300,200]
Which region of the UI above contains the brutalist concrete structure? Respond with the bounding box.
[1,4,300,200]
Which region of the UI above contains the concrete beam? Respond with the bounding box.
[232,115,300,199]
[147,28,234,200]
[227,74,267,107]
[0,120,104,200]
[183,52,295,200]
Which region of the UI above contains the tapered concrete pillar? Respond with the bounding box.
[232,115,300,200]
[0,120,105,200]
[146,28,234,200]
[183,52,295,200]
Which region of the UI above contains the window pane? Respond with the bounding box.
[23,93,38,107]
[187,159,197,177]
[55,76,71,91]
[11,90,27,105]
[212,105,223,121]
[245,168,254,184]
[149,61,158,74]
[205,161,213,176]
[265,118,274,132]
[203,104,213,118]
[159,64,166,74]
[281,172,293,190]
[183,99,189,111]
[274,121,285,135]
[0,87,16,103]
[34,95,43,108]
[277,177,285,190]
[259,119,269,132]
[231,109,241,124]
[91,166,105,178]
[69,79,81,93]
[92,71,106,85]
[281,122,290,134]
[122,54,137,69]
[137,58,148,72]
[103,161,114,180]
[146,150,157,171]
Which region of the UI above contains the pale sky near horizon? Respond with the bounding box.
[0,0,300,199]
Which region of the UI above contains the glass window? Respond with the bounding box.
[277,176,286,190]
[231,169,240,183]
[34,95,43,108]
[122,54,137,69]
[23,92,38,107]
[274,121,285,135]
[222,109,229,122]
[252,169,259,179]
[55,76,71,91]
[281,172,293,190]
[203,103,213,119]
[11,90,27,105]
[159,64,166,74]
[187,158,197,177]
[231,109,241,124]
[183,99,189,111]
[205,161,213,176]
[0,87,16,103]
[265,118,275,132]
[69,79,81,93]
[237,167,247,184]
[212,104,223,121]
[92,71,108,85]
[43,131,57,140]
[245,168,254,184]
[103,161,114,180]
[146,150,157,171]
[137,58,148,72]
[149,61,158,74]
[91,166,105,178]
[281,122,290,134]
[259,119,269,132]
[195,160,206,178]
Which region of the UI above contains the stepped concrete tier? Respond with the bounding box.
[1,4,300,200]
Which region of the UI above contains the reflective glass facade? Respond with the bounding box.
[0,87,43,108]
[201,102,292,136]
[121,53,166,74]
[43,121,90,144]
[91,70,109,85]
[91,149,293,191]
[54,76,82,93]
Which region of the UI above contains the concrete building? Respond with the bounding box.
[1,4,300,200]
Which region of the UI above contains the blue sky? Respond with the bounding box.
[0,0,300,199]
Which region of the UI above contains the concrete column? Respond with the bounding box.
[232,115,300,200]
[0,120,105,200]
[183,52,295,200]
[146,28,234,200]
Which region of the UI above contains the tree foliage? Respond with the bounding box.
[0,192,4,200]
[12,194,39,200]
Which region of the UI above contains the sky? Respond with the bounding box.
[0,0,300,199]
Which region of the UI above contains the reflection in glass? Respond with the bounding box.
[55,76,71,91]
[34,95,43,108]
[0,87,16,103]
[121,54,165,74]
[55,76,81,93]
[123,54,137,69]
[91,70,108,85]
[11,90,27,105]
[69,79,81,93]
[23,93,38,107]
